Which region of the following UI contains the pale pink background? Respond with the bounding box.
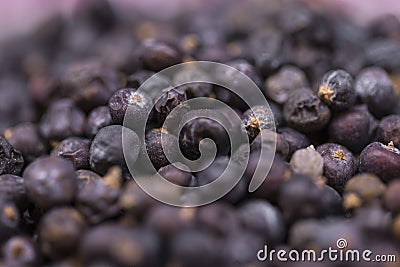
[0,0,399,41]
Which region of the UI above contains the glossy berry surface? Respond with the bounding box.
[0,136,24,176]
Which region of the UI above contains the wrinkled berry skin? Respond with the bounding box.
[86,106,113,139]
[39,99,86,142]
[38,207,86,260]
[23,156,77,209]
[359,142,400,183]
[355,67,397,118]
[329,105,377,153]
[145,128,179,170]
[376,114,400,148]
[90,125,140,175]
[140,39,182,72]
[154,88,187,124]
[316,143,358,193]
[180,118,229,160]
[51,137,91,169]
[283,88,331,133]
[0,136,24,176]
[318,69,356,111]
[4,122,47,163]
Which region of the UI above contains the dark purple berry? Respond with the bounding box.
[0,199,19,242]
[180,118,229,160]
[158,164,195,187]
[355,67,397,118]
[376,114,400,148]
[39,99,86,142]
[359,141,400,183]
[4,123,47,163]
[61,61,123,112]
[329,105,377,152]
[140,39,182,72]
[316,143,358,193]
[278,127,311,158]
[108,88,152,125]
[242,106,275,142]
[51,137,91,169]
[89,125,140,175]
[76,167,122,224]
[384,180,400,214]
[153,88,187,124]
[318,69,356,111]
[145,128,179,170]
[265,65,309,104]
[283,88,331,133]
[85,106,113,139]
[38,207,86,260]
[23,156,77,209]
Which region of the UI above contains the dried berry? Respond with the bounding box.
[145,128,179,170]
[89,125,140,175]
[153,87,187,124]
[38,207,86,260]
[318,69,356,111]
[278,127,311,158]
[0,174,27,210]
[140,39,182,72]
[343,174,386,210]
[195,157,246,204]
[283,88,331,133]
[4,122,47,163]
[329,105,377,152]
[23,156,77,209]
[80,224,160,267]
[0,136,24,176]
[316,143,358,193]
[376,114,400,148]
[384,180,400,214]
[359,141,400,182]
[196,202,239,238]
[61,61,122,112]
[108,88,152,125]
[85,106,113,139]
[250,130,289,160]
[290,146,324,180]
[119,181,157,218]
[248,154,291,202]
[2,236,40,267]
[180,118,229,160]
[76,167,122,224]
[51,137,91,169]
[39,99,86,142]
[278,174,325,222]
[158,164,195,186]
[265,65,309,104]
[355,67,397,118]
[145,205,196,240]
[242,106,275,142]
[238,200,286,245]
